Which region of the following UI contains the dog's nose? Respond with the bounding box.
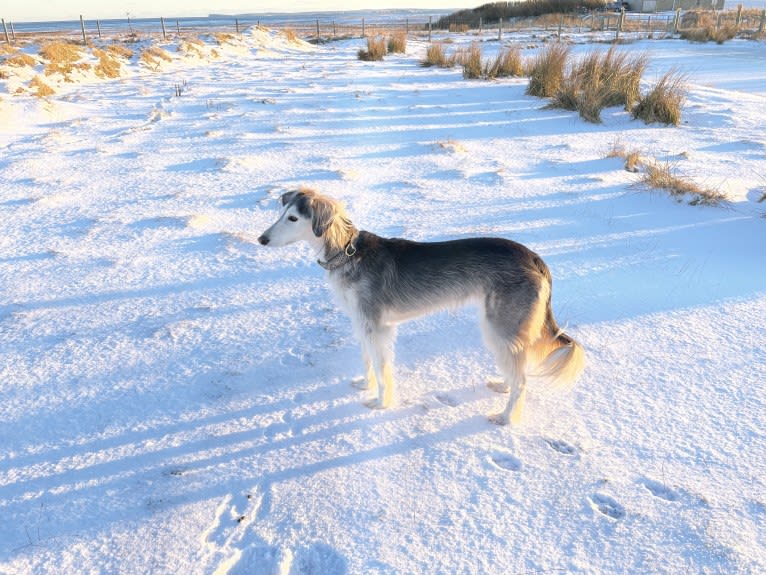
[258,235,270,245]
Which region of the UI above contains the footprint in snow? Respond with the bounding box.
[640,478,678,502]
[489,451,522,472]
[589,493,625,520]
[545,438,578,457]
[434,393,459,407]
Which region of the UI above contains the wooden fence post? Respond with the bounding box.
[558,14,563,41]
[96,20,102,39]
[316,18,320,40]
[2,18,10,45]
[498,17,502,40]
[428,16,432,42]
[479,17,483,33]
[362,17,365,37]
[673,8,681,33]
[760,9,766,33]
[161,16,167,40]
[9,21,16,42]
[735,4,743,30]
[235,18,239,34]
[176,20,181,35]
[80,15,87,45]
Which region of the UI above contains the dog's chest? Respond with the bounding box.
[327,272,358,316]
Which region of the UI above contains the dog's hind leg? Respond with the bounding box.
[490,350,527,426]
[362,325,396,409]
[480,289,534,425]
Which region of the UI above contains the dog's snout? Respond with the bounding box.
[258,235,270,246]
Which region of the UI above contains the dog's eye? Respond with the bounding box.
[287,215,298,222]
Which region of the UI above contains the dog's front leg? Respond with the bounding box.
[363,325,396,409]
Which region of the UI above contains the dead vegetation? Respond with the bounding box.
[93,48,122,79]
[638,161,727,206]
[5,52,37,67]
[214,33,236,45]
[421,43,452,67]
[40,42,89,80]
[357,36,387,61]
[633,70,687,126]
[387,32,407,54]
[548,47,647,123]
[526,43,570,98]
[29,75,55,97]
[607,140,642,172]
[140,46,173,69]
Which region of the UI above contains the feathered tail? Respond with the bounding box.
[528,283,585,388]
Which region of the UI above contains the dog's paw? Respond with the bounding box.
[487,377,510,394]
[350,376,371,390]
[488,413,510,426]
[364,398,388,410]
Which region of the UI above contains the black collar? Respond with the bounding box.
[317,240,358,271]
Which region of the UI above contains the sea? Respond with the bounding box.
[4,2,765,36]
[5,9,453,36]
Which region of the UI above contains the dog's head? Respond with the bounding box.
[258,188,340,247]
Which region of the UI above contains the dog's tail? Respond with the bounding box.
[527,279,585,388]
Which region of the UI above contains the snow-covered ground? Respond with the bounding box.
[1,27,765,575]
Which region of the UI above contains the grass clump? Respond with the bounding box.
[639,161,727,206]
[421,43,451,67]
[284,29,300,43]
[526,43,570,98]
[140,46,173,69]
[606,140,642,172]
[29,75,55,97]
[357,36,387,61]
[485,47,524,79]
[460,43,483,79]
[93,48,122,78]
[106,44,134,59]
[5,52,37,67]
[548,47,647,123]
[214,33,235,45]
[633,70,686,126]
[387,32,407,54]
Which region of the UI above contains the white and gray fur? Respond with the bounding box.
[258,188,584,425]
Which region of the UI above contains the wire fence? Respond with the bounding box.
[1,7,764,46]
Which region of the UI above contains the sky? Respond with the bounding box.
[3,1,460,23]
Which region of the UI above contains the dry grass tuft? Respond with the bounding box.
[284,29,299,43]
[93,48,122,78]
[485,47,525,79]
[40,42,83,64]
[357,36,387,61]
[633,70,687,126]
[606,140,642,172]
[460,43,483,79]
[178,40,204,57]
[526,43,570,98]
[387,32,407,54]
[106,44,134,59]
[421,43,452,67]
[5,52,37,67]
[214,33,235,45]
[548,47,647,122]
[29,75,55,97]
[639,161,727,205]
[140,46,173,69]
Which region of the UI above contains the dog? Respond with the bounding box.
[258,188,584,425]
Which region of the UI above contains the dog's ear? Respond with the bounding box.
[310,197,335,238]
[280,190,300,206]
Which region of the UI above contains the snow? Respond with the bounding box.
[1,25,765,575]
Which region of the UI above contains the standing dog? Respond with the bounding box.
[258,188,584,425]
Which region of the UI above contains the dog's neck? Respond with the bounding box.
[316,221,359,271]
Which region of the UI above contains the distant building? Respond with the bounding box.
[627,0,724,12]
